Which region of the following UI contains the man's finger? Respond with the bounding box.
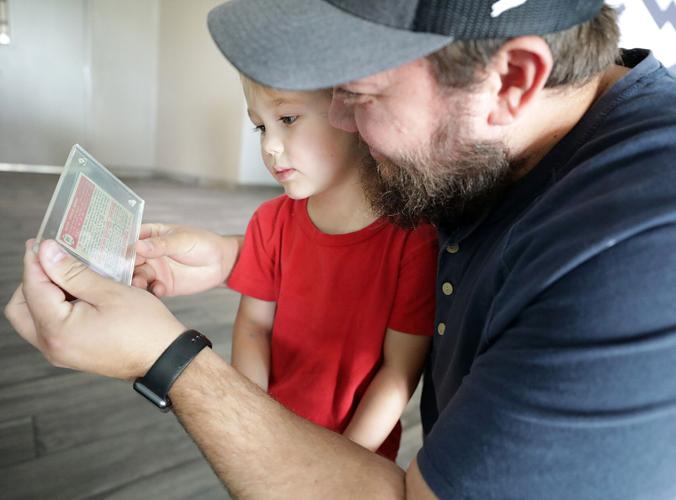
[21,239,72,325]
[4,284,40,349]
[37,240,120,306]
[131,275,147,289]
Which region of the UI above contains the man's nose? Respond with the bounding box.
[329,91,358,133]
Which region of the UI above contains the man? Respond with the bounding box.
[6,1,676,498]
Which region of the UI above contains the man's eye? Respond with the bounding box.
[280,115,298,125]
[253,124,265,134]
[335,88,372,106]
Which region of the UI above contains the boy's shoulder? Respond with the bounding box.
[387,221,437,248]
[405,222,437,241]
[254,194,298,223]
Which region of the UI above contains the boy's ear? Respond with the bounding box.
[487,36,553,126]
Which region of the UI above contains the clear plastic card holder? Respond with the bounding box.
[35,144,145,286]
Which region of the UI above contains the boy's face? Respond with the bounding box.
[243,81,364,200]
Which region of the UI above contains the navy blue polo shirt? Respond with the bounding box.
[418,50,676,499]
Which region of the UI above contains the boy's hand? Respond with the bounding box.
[4,239,186,380]
[133,223,242,297]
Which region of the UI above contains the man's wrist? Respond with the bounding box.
[135,322,187,379]
[135,329,213,411]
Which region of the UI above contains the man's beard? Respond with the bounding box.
[360,125,519,229]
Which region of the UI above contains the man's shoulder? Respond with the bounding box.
[516,51,674,222]
[503,55,676,282]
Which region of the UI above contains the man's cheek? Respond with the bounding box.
[356,112,400,153]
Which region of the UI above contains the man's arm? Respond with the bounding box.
[344,329,431,452]
[170,348,437,499]
[5,239,438,498]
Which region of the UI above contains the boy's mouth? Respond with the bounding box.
[274,167,296,181]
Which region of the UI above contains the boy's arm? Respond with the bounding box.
[343,328,431,452]
[231,295,276,391]
[170,349,426,498]
[217,235,245,287]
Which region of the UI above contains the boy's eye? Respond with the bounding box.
[253,124,265,134]
[280,115,298,125]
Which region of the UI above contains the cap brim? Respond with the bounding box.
[207,0,454,91]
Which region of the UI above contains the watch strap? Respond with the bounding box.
[133,329,212,412]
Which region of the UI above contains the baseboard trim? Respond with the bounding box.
[0,163,280,192]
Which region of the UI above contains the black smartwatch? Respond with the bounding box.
[133,329,212,412]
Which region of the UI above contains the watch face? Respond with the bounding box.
[133,379,171,412]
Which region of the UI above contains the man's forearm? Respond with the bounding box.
[169,348,406,498]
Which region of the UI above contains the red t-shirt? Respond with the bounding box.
[227,195,437,460]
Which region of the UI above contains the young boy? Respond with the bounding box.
[226,77,437,461]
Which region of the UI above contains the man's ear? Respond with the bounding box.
[487,36,553,126]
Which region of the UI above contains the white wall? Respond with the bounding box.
[155,0,244,184]
[4,1,671,184]
[0,0,160,170]
[0,0,278,186]
[238,100,275,185]
[85,0,159,171]
[0,0,87,165]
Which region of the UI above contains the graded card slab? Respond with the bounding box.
[35,145,144,285]
[56,172,134,282]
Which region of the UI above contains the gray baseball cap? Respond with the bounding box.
[207,0,605,91]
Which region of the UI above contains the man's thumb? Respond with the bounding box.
[38,240,116,304]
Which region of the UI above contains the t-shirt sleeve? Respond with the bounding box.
[417,223,676,498]
[387,224,438,336]
[226,207,278,302]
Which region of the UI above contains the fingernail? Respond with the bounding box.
[44,241,67,264]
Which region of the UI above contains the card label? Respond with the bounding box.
[57,173,133,281]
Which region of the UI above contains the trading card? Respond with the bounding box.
[35,145,144,285]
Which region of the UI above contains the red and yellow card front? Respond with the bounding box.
[57,173,133,282]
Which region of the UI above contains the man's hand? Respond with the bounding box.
[4,239,186,380]
[132,223,243,297]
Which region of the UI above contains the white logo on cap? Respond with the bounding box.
[491,0,529,18]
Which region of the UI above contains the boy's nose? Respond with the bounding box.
[262,134,284,157]
[329,91,358,133]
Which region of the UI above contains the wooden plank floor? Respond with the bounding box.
[0,172,424,499]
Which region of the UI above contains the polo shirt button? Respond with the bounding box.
[437,322,446,335]
[442,282,454,295]
[446,243,460,254]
